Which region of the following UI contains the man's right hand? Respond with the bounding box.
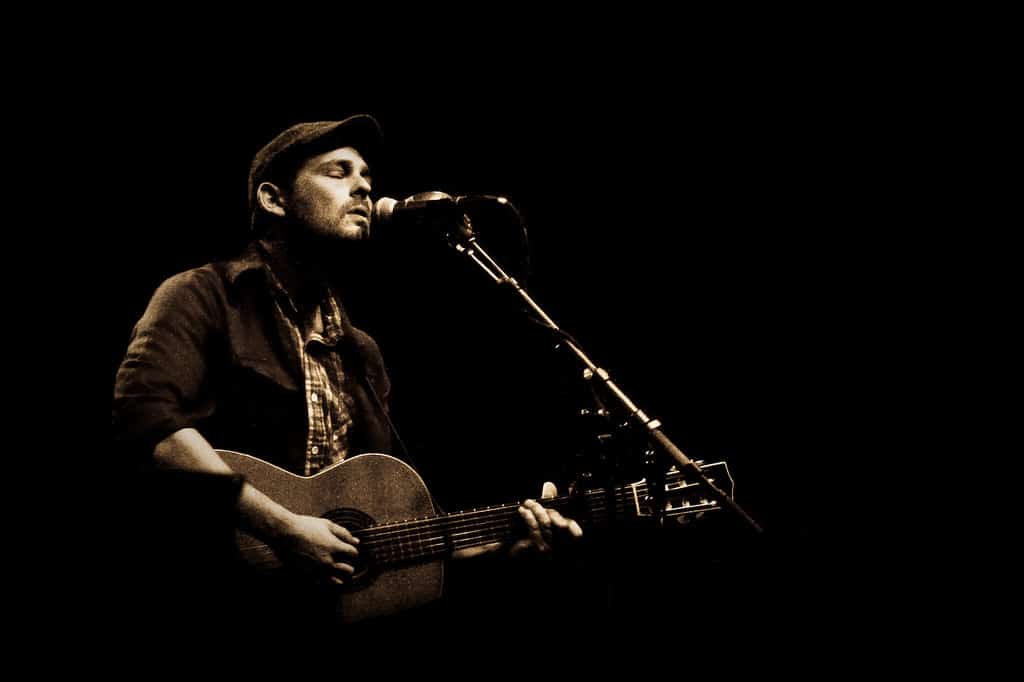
[272,514,360,586]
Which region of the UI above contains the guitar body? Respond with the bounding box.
[217,449,444,624]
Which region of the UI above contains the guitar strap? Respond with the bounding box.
[334,328,419,470]
[361,373,451,521]
[360,371,418,471]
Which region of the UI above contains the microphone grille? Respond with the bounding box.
[372,196,398,224]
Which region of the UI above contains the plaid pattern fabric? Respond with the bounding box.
[265,270,355,476]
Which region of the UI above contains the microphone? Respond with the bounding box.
[368,191,474,242]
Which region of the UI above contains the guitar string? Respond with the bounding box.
[355,489,631,552]
[241,475,719,565]
[240,509,612,567]
[355,484,640,539]
[234,465,713,547]
[240,498,719,569]
[353,471,711,544]
[360,494,646,564]
[362,497,719,564]
[362,506,617,556]
[368,506,665,565]
[242,484,716,565]
[289,467,705,547]
[241,496,634,565]
[354,480,703,552]
[362,491,627,541]
[243,499,717,566]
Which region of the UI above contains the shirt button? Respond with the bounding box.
[310,446,319,455]
[311,393,319,403]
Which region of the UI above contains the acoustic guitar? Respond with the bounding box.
[217,449,734,624]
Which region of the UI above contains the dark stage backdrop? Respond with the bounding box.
[106,85,871,646]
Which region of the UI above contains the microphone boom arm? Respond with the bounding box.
[451,232,763,534]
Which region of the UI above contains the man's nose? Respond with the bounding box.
[353,175,372,197]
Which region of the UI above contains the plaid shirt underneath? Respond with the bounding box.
[265,269,354,476]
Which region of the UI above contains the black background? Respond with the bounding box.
[100,42,897,655]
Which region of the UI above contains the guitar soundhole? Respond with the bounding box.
[322,507,378,590]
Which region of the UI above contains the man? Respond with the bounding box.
[112,115,581,634]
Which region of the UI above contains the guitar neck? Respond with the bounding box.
[357,466,726,567]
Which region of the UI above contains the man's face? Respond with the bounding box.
[285,146,373,242]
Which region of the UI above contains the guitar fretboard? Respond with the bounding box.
[354,468,725,566]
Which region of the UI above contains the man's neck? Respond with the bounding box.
[258,226,370,304]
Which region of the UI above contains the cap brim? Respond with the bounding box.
[300,115,384,166]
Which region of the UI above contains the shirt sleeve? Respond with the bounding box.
[112,268,224,457]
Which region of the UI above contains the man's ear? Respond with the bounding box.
[256,181,287,218]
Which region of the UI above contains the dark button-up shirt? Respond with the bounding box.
[112,240,392,475]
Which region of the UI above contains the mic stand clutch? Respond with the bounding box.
[449,221,763,535]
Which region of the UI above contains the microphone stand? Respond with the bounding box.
[447,219,763,535]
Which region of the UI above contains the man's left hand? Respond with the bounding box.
[509,481,583,556]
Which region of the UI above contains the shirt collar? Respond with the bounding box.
[225,239,351,347]
[224,240,266,284]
